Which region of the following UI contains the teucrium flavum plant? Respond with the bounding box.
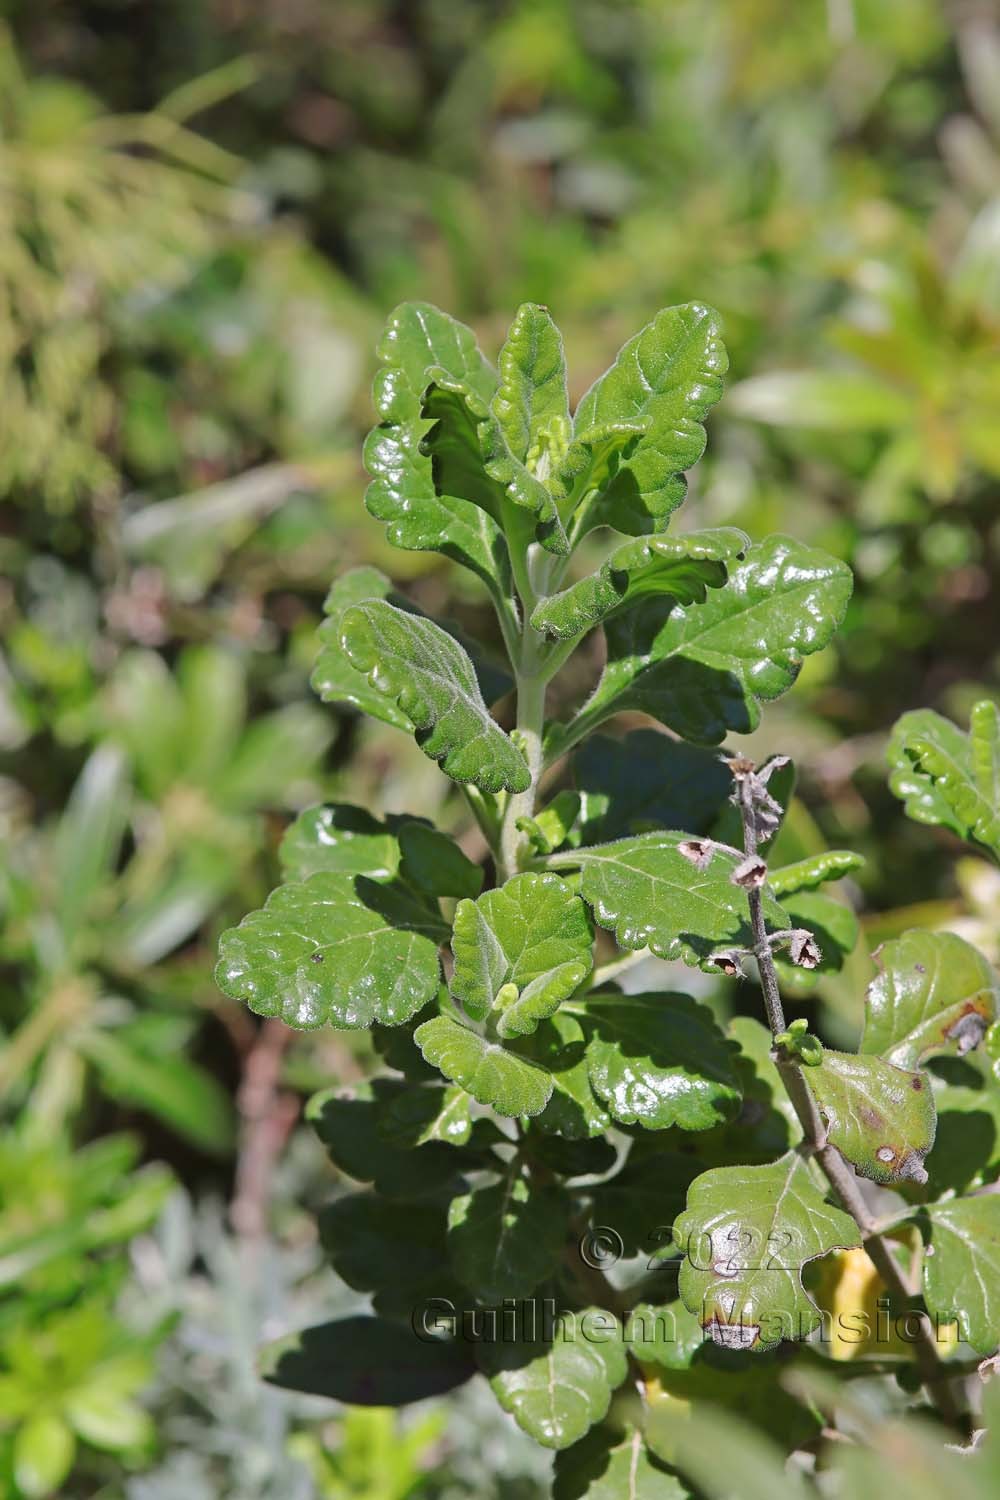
[217,301,1000,1483]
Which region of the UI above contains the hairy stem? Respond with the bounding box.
[498,544,553,880]
[735,775,964,1426]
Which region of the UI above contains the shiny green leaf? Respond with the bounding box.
[767,850,865,896]
[479,1306,628,1449]
[675,1152,860,1351]
[492,302,570,470]
[567,991,741,1131]
[279,802,404,881]
[563,536,851,746]
[340,599,529,793]
[921,1196,1000,1354]
[414,1014,553,1117]
[862,929,1000,1069]
[888,702,1000,857]
[562,831,788,969]
[311,566,411,729]
[531,528,747,641]
[573,303,728,535]
[216,872,444,1029]
[363,301,513,602]
[450,871,593,1031]
[802,1049,937,1184]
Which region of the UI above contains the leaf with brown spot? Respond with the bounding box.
[674,1152,859,1353]
[861,930,999,1069]
[802,1049,937,1185]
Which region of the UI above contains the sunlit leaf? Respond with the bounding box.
[414,1014,553,1117]
[339,599,529,793]
[450,871,593,1033]
[674,1152,860,1351]
[573,303,728,535]
[560,831,788,969]
[921,1196,1000,1355]
[567,991,741,1131]
[802,1049,937,1185]
[559,536,852,747]
[861,930,1000,1069]
[216,873,444,1029]
[531,528,747,642]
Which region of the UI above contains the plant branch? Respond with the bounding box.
[734,769,965,1428]
[497,544,556,879]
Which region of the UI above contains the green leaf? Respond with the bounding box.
[573,303,728,535]
[311,566,412,728]
[423,368,569,555]
[553,1426,687,1500]
[319,1193,454,1319]
[573,731,733,844]
[802,1049,937,1185]
[279,802,404,881]
[531,528,747,642]
[307,1080,474,1198]
[478,1306,628,1449]
[625,1296,707,1372]
[398,822,484,900]
[564,831,788,969]
[861,930,1000,1069]
[339,599,529,794]
[921,1196,1000,1354]
[634,1300,821,1452]
[911,701,1000,857]
[972,698,1000,807]
[565,536,852,746]
[379,1083,478,1148]
[261,1316,475,1404]
[722,1016,803,1158]
[420,377,507,521]
[767,850,865,896]
[549,420,646,521]
[450,872,593,1032]
[888,703,1000,856]
[414,1014,553,1117]
[363,302,513,603]
[447,1174,569,1301]
[925,1083,1000,1195]
[13,1414,76,1499]
[522,1012,612,1140]
[674,1151,860,1351]
[567,991,741,1131]
[492,302,570,469]
[216,873,444,1029]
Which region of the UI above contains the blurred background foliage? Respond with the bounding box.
[1,0,999,1494]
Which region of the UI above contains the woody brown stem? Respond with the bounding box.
[736,768,965,1430]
